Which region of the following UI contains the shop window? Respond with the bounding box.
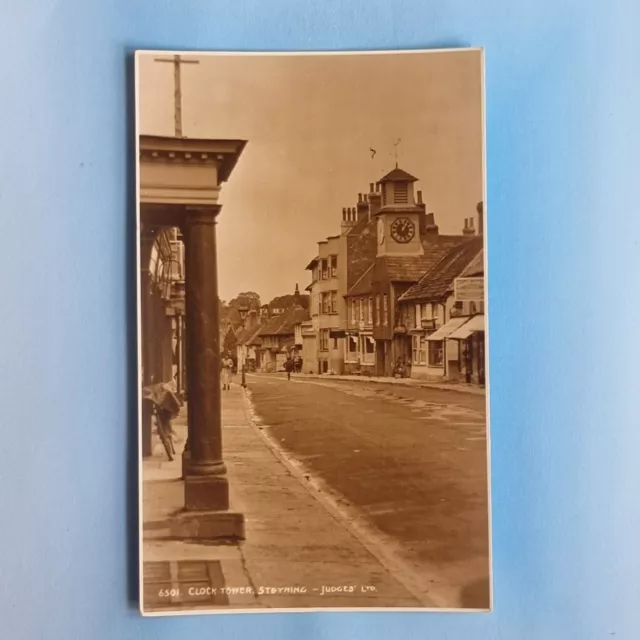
[428,341,444,367]
[412,335,426,364]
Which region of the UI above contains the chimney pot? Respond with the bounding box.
[417,190,423,204]
[369,182,374,192]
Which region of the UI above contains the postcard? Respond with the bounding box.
[136,48,490,615]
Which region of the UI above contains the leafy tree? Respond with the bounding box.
[222,325,238,356]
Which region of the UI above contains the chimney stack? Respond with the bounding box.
[368,182,382,217]
[424,212,439,234]
[417,190,423,205]
[463,217,475,235]
[357,191,369,221]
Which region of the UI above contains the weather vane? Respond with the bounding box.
[393,138,402,167]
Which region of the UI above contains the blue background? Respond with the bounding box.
[1,1,639,638]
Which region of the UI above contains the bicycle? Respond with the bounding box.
[153,404,176,461]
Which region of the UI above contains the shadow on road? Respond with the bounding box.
[459,576,490,609]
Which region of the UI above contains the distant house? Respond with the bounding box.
[257,305,310,372]
[235,308,263,372]
[397,236,483,381]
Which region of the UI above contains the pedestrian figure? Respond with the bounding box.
[294,354,302,374]
[284,355,294,381]
[221,353,234,390]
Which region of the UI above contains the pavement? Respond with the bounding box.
[141,383,439,614]
[290,372,486,396]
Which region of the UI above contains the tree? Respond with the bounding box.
[223,325,238,356]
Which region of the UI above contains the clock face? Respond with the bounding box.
[390,217,416,243]
[377,217,385,244]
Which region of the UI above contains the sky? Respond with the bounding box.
[137,50,484,302]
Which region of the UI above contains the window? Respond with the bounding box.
[320,329,330,351]
[330,255,337,278]
[383,294,389,326]
[432,303,440,323]
[317,294,322,316]
[321,292,330,314]
[321,259,328,280]
[376,295,381,325]
[359,298,365,322]
[428,341,444,367]
[422,303,431,319]
[365,336,375,354]
[347,335,358,359]
[330,291,337,314]
[412,335,426,364]
[333,337,338,349]
[351,299,356,324]
[415,304,421,328]
[368,298,373,324]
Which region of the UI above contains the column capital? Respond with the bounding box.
[183,205,222,227]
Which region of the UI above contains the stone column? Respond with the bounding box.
[183,206,228,506]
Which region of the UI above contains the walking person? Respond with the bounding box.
[284,355,294,381]
[221,353,234,390]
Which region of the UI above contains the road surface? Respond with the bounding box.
[246,373,491,608]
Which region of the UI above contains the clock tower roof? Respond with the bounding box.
[378,167,418,183]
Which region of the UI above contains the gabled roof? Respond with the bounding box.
[259,306,310,337]
[458,249,484,277]
[399,237,484,303]
[378,167,418,183]
[383,235,474,283]
[236,322,263,346]
[346,264,374,297]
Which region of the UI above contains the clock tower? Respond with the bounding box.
[375,167,424,257]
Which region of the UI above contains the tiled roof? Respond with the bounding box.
[236,322,263,346]
[379,167,418,183]
[346,264,374,297]
[399,237,484,302]
[383,235,475,283]
[259,306,310,337]
[458,249,484,277]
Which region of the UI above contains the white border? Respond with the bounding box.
[134,46,491,616]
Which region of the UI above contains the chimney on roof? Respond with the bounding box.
[424,212,439,235]
[356,192,368,221]
[417,190,423,205]
[368,182,382,217]
[477,201,484,236]
[463,217,475,235]
[341,205,357,233]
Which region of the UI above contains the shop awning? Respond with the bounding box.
[448,314,486,340]
[425,316,469,341]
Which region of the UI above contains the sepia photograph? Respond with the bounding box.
[136,48,490,615]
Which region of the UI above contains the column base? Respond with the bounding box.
[169,510,245,541]
[181,450,191,478]
[184,474,230,511]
